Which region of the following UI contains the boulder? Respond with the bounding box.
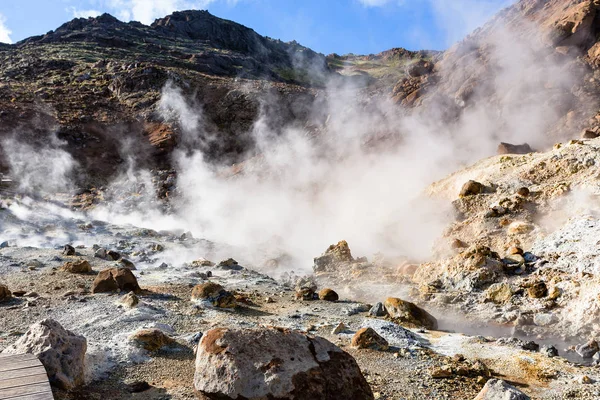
[459,180,484,197]
[194,327,373,400]
[1,319,86,390]
[0,284,11,302]
[383,298,438,329]
[318,288,339,301]
[60,260,92,273]
[62,244,75,256]
[191,282,236,308]
[351,328,389,351]
[497,142,533,155]
[129,328,174,351]
[91,267,141,294]
[474,379,530,400]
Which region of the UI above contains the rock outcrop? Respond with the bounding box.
[1,319,87,390]
[194,327,373,399]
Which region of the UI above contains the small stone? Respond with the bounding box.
[351,327,389,351]
[430,366,453,379]
[486,283,513,304]
[118,258,136,270]
[191,258,215,267]
[508,247,524,255]
[521,341,539,351]
[129,328,174,351]
[191,282,236,308]
[581,130,599,139]
[527,281,547,298]
[516,187,530,197]
[119,291,139,308]
[295,287,316,301]
[60,260,92,274]
[0,284,12,302]
[265,297,275,303]
[503,254,525,265]
[497,142,533,155]
[451,238,468,249]
[576,340,599,358]
[12,290,26,297]
[127,381,151,393]
[460,180,484,197]
[369,302,387,317]
[217,258,243,270]
[62,245,75,256]
[541,345,558,357]
[578,375,594,384]
[318,288,339,301]
[533,313,557,327]
[547,287,561,300]
[331,322,347,335]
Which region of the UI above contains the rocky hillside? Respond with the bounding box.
[0,11,328,184]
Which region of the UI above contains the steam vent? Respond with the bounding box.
[4,0,600,398]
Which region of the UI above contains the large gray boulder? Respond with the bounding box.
[194,327,373,400]
[474,379,530,400]
[1,319,87,390]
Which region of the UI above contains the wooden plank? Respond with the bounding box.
[0,354,53,400]
[0,355,37,363]
[0,367,47,381]
[0,382,52,398]
[0,375,50,390]
[5,393,54,400]
[0,360,42,373]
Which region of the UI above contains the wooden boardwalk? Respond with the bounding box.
[0,354,54,400]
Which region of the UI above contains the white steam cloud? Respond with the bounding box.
[3,0,590,277]
[2,137,77,194]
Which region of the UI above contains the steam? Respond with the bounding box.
[2,1,594,276]
[2,134,77,194]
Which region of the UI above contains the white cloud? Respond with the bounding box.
[68,7,103,18]
[96,0,239,25]
[0,13,13,44]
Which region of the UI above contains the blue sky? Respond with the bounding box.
[0,0,514,54]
